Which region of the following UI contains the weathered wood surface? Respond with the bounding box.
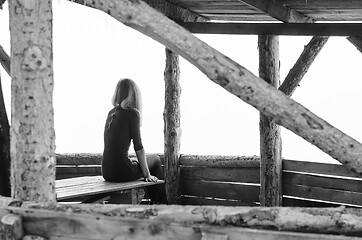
[59,154,357,178]
[182,195,259,207]
[56,165,101,180]
[348,36,362,54]
[56,153,102,165]
[180,155,260,167]
[283,171,362,194]
[0,45,10,76]
[0,213,23,240]
[179,22,362,36]
[0,71,10,197]
[0,198,362,239]
[258,35,282,206]
[164,48,181,204]
[284,184,362,207]
[143,0,208,22]
[9,0,56,201]
[239,0,314,23]
[279,36,329,96]
[181,179,260,203]
[71,0,362,174]
[55,153,362,207]
[284,159,362,178]
[56,176,164,204]
[181,165,260,183]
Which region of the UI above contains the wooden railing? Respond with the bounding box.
[56,153,362,207]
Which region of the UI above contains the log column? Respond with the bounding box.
[163,49,181,204]
[258,35,282,206]
[155,2,206,204]
[8,0,56,202]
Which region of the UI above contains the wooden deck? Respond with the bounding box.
[56,154,362,207]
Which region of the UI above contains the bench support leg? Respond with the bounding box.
[131,188,145,204]
[108,188,145,204]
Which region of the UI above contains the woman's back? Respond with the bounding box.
[102,107,143,181]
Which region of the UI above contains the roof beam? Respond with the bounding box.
[237,0,314,23]
[279,36,329,96]
[143,0,208,21]
[347,36,362,54]
[179,22,362,37]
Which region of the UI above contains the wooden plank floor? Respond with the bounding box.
[56,176,164,201]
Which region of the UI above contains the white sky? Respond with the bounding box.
[1,1,362,164]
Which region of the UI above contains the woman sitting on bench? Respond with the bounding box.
[102,78,167,204]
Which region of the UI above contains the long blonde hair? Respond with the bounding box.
[111,78,142,114]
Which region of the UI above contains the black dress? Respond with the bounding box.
[102,106,143,182]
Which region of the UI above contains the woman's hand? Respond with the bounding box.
[144,175,158,182]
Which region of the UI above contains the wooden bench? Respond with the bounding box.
[56,176,164,204]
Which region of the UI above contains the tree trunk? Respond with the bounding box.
[164,48,181,204]
[0,71,10,197]
[258,35,282,206]
[8,0,56,202]
[70,0,362,174]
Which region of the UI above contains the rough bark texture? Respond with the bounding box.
[70,1,362,177]
[0,72,10,197]
[0,198,362,238]
[0,214,23,240]
[164,49,182,204]
[279,36,329,96]
[8,0,56,202]
[258,35,282,206]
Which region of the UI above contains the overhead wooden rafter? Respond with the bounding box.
[143,0,208,22]
[348,36,362,54]
[237,0,314,23]
[179,23,362,37]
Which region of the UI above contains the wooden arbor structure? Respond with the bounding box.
[1,0,362,239]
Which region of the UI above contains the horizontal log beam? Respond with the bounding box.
[178,22,362,36]
[0,198,361,238]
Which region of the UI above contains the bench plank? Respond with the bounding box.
[56,176,164,204]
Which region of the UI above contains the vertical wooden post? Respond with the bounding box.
[163,48,181,204]
[8,0,56,202]
[0,71,10,197]
[258,35,282,206]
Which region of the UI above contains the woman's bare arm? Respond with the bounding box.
[136,148,158,182]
